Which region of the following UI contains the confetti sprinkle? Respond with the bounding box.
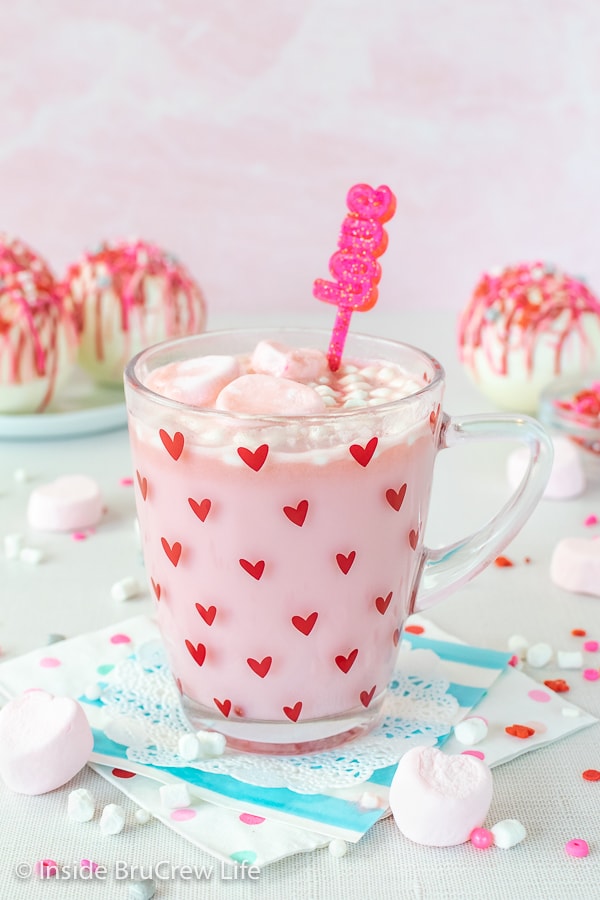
[544,679,570,693]
[505,724,536,739]
[470,827,494,849]
[572,629,587,637]
[584,640,599,652]
[584,514,598,527]
[582,769,600,782]
[494,555,514,567]
[583,669,600,681]
[565,838,589,858]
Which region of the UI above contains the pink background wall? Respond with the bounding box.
[2,1,600,317]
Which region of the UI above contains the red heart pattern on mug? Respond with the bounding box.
[237,444,269,471]
[385,484,407,511]
[349,436,378,467]
[185,639,206,667]
[291,612,318,635]
[239,558,265,580]
[360,685,376,708]
[283,701,302,722]
[195,603,217,626]
[188,497,212,522]
[150,578,161,601]
[283,499,309,527]
[375,592,392,615]
[409,529,419,551]
[335,648,358,673]
[336,551,356,574]
[161,538,182,567]
[247,656,272,678]
[214,697,232,717]
[136,470,148,501]
[159,428,184,461]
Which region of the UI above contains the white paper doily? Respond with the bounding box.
[97,642,459,794]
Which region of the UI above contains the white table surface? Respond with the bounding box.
[1,310,599,900]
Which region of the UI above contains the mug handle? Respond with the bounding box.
[412,413,554,613]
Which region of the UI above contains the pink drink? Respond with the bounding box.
[125,328,444,752]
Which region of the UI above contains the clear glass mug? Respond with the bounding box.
[124,328,552,754]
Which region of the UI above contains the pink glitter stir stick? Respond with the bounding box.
[313,184,397,371]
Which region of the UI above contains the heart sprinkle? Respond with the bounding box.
[505,724,535,739]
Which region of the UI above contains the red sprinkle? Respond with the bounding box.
[544,679,570,693]
[572,629,587,637]
[523,556,532,564]
[495,555,514,567]
[505,724,536,739]
[582,769,600,782]
[404,624,425,635]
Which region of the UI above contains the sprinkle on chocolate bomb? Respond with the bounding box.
[63,239,207,386]
[0,233,78,413]
[458,262,600,413]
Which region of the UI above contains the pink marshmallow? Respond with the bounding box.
[145,355,240,407]
[251,340,328,381]
[550,537,600,597]
[27,475,103,532]
[215,374,327,415]
[389,746,493,846]
[0,690,93,794]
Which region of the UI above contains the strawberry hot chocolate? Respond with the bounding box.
[125,327,552,754]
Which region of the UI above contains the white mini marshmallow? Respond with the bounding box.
[4,533,24,559]
[19,546,45,565]
[134,808,152,825]
[562,706,581,718]
[328,839,348,858]
[83,683,102,701]
[100,803,126,835]
[196,730,226,758]
[159,783,191,809]
[68,788,95,822]
[453,717,488,746]
[359,791,380,809]
[526,642,553,667]
[129,879,156,900]
[177,733,200,761]
[557,650,584,669]
[110,576,141,602]
[491,819,527,849]
[507,436,584,500]
[550,537,600,597]
[507,634,529,657]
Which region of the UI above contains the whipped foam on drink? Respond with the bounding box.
[145,340,425,415]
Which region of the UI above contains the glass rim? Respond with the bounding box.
[124,327,446,421]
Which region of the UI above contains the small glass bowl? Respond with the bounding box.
[539,374,600,462]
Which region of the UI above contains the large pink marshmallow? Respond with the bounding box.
[27,475,103,531]
[507,436,584,500]
[550,537,600,596]
[0,690,93,794]
[251,340,328,381]
[145,355,240,407]
[216,374,327,415]
[389,745,493,846]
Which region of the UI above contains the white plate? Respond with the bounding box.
[0,371,127,440]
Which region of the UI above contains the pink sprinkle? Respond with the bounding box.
[35,859,58,877]
[461,750,485,760]
[583,669,599,681]
[110,633,131,645]
[171,808,197,822]
[470,827,494,849]
[239,813,266,826]
[508,654,520,667]
[39,657,61,668]
[584,641,599,652]
[528,689,551,703]
[72,531,87,541]
[120,477,134,486]
[80,859,99,873]
[565,838,589,858]
[584,514,598,527]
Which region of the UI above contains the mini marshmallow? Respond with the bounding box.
[19,546,45,565]
[562,706,581,718]
[507,634,529,657]
[216,373,327,416]
[100,803,126,835]
[251,340,328,381]
[491,819,527,849]
[550,537,600,597]
[4,533,24,559]
[453,717,488,746]
[134,808,152,825]
[328,839,348,858]
[68,788,95,822]
[358,791,380,809]
[178,734,200,761]
[110,576,141,602]
[27,474,103,532]
[389,746,493,847]
[557,650,584,669]
[526,642,553,667]
[196,730,226,758]
[507,436,584,500]
[144,355,239,407]
[159,783,191,809]
[129,879,157,900]
[83,683,102,702]
[0,690,93,794]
